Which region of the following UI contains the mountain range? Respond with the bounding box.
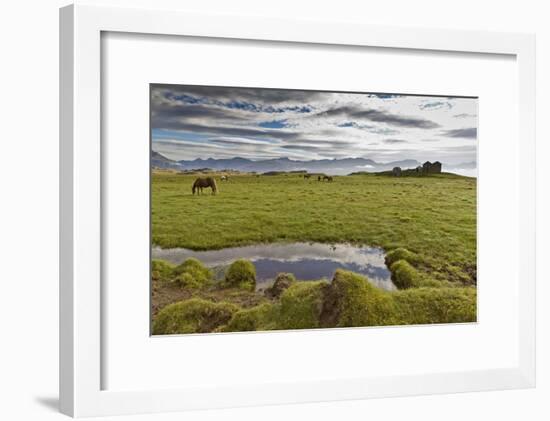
[151,151,475,175]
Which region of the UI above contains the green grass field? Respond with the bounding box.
[151,170,477,334]
[152,171,476,285]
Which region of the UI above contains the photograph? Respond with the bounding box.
[150,84,478,335]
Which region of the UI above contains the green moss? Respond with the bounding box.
[224,259,256,291]
[152,298,239,335]
[390,259,422,289]
[152,259,175,281]
[385,247,420,267]
[171,258,212,289]
[278,281,327,329]
[393,287,477,324]
[222,303,278,332]
[327,270,397,327]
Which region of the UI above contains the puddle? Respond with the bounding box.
[152,242,395,291]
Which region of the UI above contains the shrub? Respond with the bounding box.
[390,260,422,289]
[392,287,477,325]
[222,303,278,332]
[171,258,212,289]
[326,270,396,327]
[265,273,296,298]
[224,259,256,291]
[278,281,327,330]
[152,298,239,335]
[385,248,420,267]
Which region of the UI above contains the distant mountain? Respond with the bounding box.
[174,156,422,175]
[151,153,477,176]
[151,151,180,169]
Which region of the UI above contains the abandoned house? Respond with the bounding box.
[421,161,442,174]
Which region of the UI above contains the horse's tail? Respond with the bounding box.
[211,178,218,194]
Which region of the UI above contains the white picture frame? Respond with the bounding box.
[59,3,536,417]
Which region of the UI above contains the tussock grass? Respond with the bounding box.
[152,259,175,282]
[152,267,477,334]
[385,247,421,267]
[172,258,212,289]
[390,260,422,289]
[278,281,328,330]
[152,298,239,334]
[326,269,397,327]
[221,303,278,332]
[224,259,256,291]
[392,287,477,324]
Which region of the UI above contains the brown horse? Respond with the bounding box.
[322,175,333,182]
[192,177,218,195]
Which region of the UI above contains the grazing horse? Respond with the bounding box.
[220,175,229,181]
[322,175,333,182]
[303,174,311,179]
[192,177,218,195]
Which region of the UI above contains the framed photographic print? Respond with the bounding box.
[149,84,479,335]
[60,3,535,417]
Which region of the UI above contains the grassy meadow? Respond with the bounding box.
[151,170,477,334]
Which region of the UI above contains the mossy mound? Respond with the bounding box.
[385,247,420,267]
[393,287,477,324]
[390,260,422,289]
[324,270,397,327]
[278,281,328,329]
[265,273,296,298]
[152,259,175,282]
[224,259,256,291]
[172,258,212,289]
[222,303,278,332]
[152,298,239,334]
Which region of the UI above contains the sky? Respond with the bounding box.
[151,84,477,166]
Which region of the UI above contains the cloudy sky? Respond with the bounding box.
[151,84,477,165]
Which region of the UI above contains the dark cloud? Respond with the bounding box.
[317,106,439,129]
[283,137,356,147]
[367,93,403,99]
[151,120,302,141]
[442,127,477,139]
[453,113,477,119]
[152,104,242,123]
[336,121,400,135]
[280,144,326,152]
[208,138,276,146]
[383,139,408,144]
[419,101,452,110]
[155,84,323,105]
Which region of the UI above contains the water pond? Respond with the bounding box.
[152,242,396,291]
